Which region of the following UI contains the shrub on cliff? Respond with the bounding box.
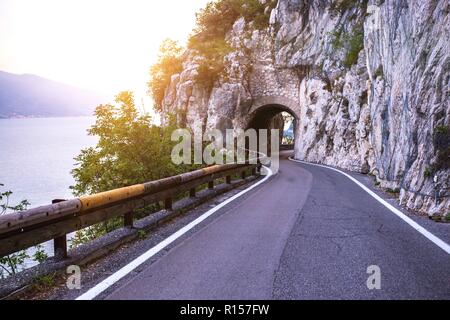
[329,24,365,68]
[343,28,364,68]
[0,185,49,278]
[148,1,277,105]
[188,0,277,91]
[148,39,184,113]
[329,0,369,15]
[190,0,273,41]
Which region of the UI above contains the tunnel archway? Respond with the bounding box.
[245,96,301,155]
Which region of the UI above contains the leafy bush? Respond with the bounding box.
[329,25,364,68]
[0,184,47,278]
[188,0,277,90]
[343,28,364,68]
[70,92,203,247]
[0,184,30,213]
[1,185,30,278]
[330,0,369,15]
[71,91,200,196]
[191,0,274,40]
[32,273,56,291]
[33,244,48,264]
[0,250,28,278]
[190,38,232,91]
[329,29,344,49]
[148,39,184,113]
[70,217,124,249]
[149,1,277,99]
[330,0,354,14]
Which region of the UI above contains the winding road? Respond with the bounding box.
[86,153,450,300]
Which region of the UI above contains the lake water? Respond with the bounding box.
[0,117,97,273]
[0,117,97,208]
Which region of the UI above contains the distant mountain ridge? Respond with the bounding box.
[0,71,106,118]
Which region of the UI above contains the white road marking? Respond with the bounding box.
[76,166,274,300]
[289,157,450,255]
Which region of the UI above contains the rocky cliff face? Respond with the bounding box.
[162,0,450,217]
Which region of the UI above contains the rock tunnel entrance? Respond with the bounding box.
[246,103,299,156]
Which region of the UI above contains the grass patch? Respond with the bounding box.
[424,167,432,179]
[329,24,365,68]
[343,28,364,68]
[32,274,56,291]
[137,230,147,240]
[386,188,401,194]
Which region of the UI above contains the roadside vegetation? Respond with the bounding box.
[0,185,48,279]
[70,91,203,246]
[70,91,199,196]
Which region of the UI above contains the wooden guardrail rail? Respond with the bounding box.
[0,162,262,258]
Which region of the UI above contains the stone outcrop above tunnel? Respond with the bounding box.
[161,0,450,217]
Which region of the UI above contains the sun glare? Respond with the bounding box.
[0,0,210,104]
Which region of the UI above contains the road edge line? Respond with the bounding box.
[288,157,450,255]
[75,166,274,300]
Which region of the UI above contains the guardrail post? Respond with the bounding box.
[208,181,214,190]
[52,199,68,259]
[165,197,173,211]
[241,170,246,180]
[190,188,196,198]
[252,167,257,176]
[226,175,232,184]
[124,212,134,228]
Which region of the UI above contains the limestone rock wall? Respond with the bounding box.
[162,0,450,217]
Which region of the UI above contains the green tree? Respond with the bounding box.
[70,91,203,246]
[71,91,196,196]
[148,39,184,113]
[148,1,277,102]
[188,0,277,91]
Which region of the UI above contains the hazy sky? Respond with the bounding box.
[0,0,210,100]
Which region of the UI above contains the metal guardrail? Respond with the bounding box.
[0,162,262,258]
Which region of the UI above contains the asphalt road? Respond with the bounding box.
[105,154,450,300]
